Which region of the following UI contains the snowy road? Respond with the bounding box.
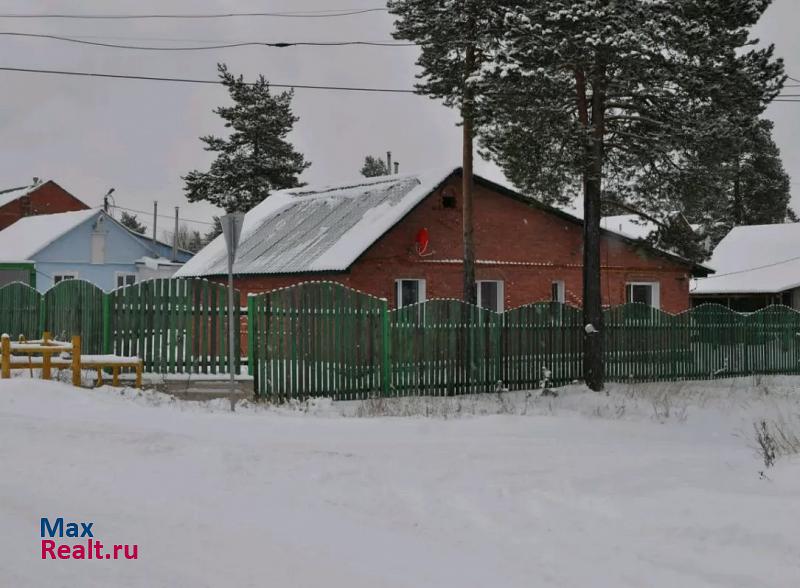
[0,379,798,587]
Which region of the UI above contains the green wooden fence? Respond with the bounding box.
[0,282,41,341]
[4,278,800,396]
[110,278,240,374]
[248,282,386,401]
[44,280,106,353]
[0,277,239,374]
[247,285,800,401]
[391,299,502,396]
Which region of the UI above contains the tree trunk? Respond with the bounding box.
[733,153,743,225]
[577,68,605,392]
[582,151,605,392]
[462,44,477,305]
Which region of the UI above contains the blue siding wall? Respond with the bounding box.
[32,213,189,291]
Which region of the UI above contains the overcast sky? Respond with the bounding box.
[0,0,797,235]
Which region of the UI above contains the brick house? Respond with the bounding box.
[0,179,88,231]
[176,168,710,313]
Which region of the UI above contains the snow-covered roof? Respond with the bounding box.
[176,168,456,277]
[0,208,100,262]
[0,182,44,209]
[692,223,800,295]
[600,214,658,241]
[177,167,706,278]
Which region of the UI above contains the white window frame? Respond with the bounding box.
[53,272,78,284]
[477,280,504,313]
[551,280,566,304]
[626,281,661,309]
[395,279,426,309]
[115,272,137,289]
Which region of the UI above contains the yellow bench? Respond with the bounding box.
[0,332,142,389]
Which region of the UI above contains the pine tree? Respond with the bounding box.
[119,211,146,235]
[474,0,783,390]
[183,63,310,212]
[633,118,793,251]
[360,155,391,177]
[389,0,502,304]
[203,216,222,245]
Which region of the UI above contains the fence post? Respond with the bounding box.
[495,311,503,385]
[38,295,46,337]
[102,293,112,355]
[247,295,256,388]
[380,298,391,396]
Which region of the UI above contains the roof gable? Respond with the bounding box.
[176,168,455,277]
[0,208,100,262]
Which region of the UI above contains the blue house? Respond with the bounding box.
[0,209,193,291]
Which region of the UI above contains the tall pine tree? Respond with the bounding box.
[183,64,310,212]
[475,0,783,390]
[389,0,501,304]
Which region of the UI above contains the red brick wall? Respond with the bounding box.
[227,175,692,314]
[0,181,89,230]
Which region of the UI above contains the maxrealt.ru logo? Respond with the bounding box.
[40,518,139,560]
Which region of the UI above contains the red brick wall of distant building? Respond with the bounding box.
[0,181,88,230]
[223,174,693,315]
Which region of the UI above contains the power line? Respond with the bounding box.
[111,204,216,227]
[0,31,414,50]
[0,8,388,19]
[693,253,800,282]
[0,66,417,93]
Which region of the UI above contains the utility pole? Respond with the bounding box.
[172,206,179,262]
[462,40,477,305]
[152,201,158,251]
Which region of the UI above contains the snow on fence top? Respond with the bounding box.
[176,167,457,277]
[692,223,800,295]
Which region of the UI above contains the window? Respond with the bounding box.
[626,282,661,309]
[395,279,426,308]
[551,280,566,303]
[115,273,137,288]
[477,280,504,312]
[441,188,457,209]
[53,273,77,284]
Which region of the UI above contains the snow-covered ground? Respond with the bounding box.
[1,377,799,587]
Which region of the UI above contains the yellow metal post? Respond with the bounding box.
[71,335,81,387]
[1,334,10,379]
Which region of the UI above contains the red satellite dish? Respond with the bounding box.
[415,228,430,255]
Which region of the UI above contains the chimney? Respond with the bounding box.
[394,162,399,174]
[386,151,392,176]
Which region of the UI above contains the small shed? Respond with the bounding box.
[692,223,800,311]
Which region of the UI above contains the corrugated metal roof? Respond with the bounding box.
[176,168,455,277]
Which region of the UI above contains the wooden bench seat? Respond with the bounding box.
[2,334,143,388]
